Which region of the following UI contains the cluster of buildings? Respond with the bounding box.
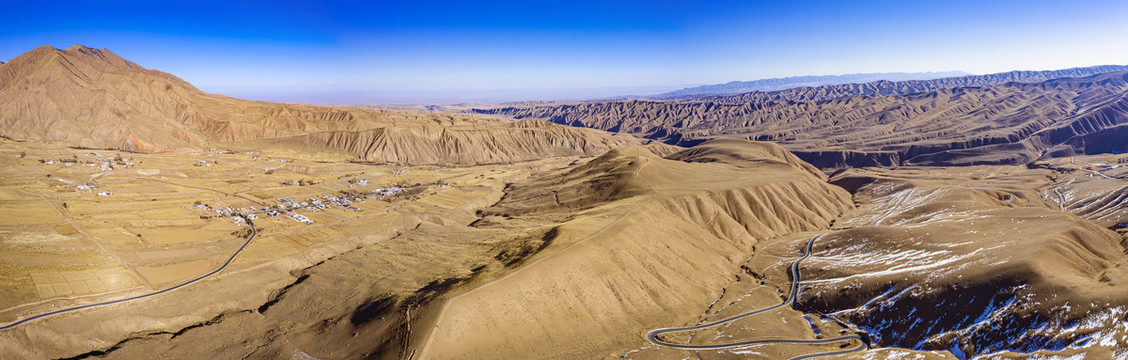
[239,193,367,224]
[191,169,458,230]
[61,182,110,196]
[347,178,369,188]
[196,204,248,218]
[290,213,312,224]
[40,152,134,169]
[372,186,407,198]
[279,179,318,186]
[265,194,365,212]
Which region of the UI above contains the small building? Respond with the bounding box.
[290,213,313,224]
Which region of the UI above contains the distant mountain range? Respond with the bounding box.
[477,65,1128,168]
[693,64,1128,104]
[657,71,970,98]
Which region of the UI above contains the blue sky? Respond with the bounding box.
[3,0,1128,104]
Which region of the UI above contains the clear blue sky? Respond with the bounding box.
[4,0,1127,104]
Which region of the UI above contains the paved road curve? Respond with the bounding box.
[644,233,870,359]
[0,218,257,330]
[0,180,265,331]
[644,188,916,359]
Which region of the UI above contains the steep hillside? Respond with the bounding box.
[480,71,1128,167]
[0,45,651,164]
[417,140,854,359]
[793,169,1128,358]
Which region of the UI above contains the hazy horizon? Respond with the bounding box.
[214,84,696,105]
[4,0,1128,104]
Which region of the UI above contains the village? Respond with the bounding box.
[31,148,453,233]
[194,178,438,228]
[39,152,136,169]
[0,133,528,355]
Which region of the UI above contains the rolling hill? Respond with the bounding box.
[420,139,855,359]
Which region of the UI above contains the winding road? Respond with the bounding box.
[0,180,264,331]
[644,234,869,359]
[869,188,914,226]
[0,218,257,331]
[643,188,915,359]
[1053,188,1067,211]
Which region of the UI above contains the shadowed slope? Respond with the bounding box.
[420,139,854,359]
[797,169,1128,358]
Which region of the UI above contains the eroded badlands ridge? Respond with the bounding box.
[479,69,1128,168]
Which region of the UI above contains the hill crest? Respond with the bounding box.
[0,45,653,164]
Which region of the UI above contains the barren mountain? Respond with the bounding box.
[0,45,651,164]
[479,70,1128,168]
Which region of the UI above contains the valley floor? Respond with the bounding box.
[0,138,1125,360]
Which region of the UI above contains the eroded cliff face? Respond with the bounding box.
[479,71,1128,168]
